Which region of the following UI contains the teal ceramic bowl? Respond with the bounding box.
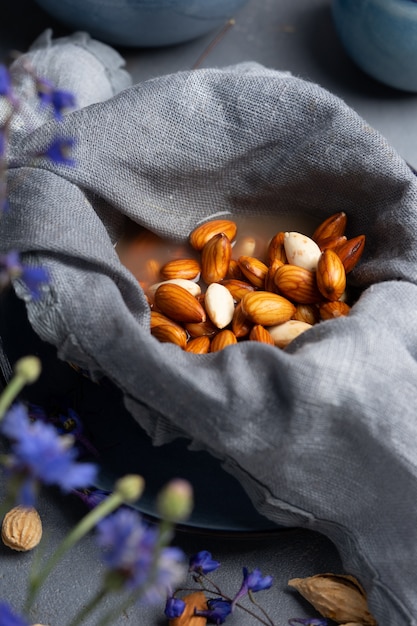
[34,0,248,48]
[332,0,417,92]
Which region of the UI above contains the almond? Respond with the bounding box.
[241,291,296,326]
[154,283,206,323]
[319,300,351,320]
[238,256,269,289]
[316,249,346,301]
[283,231,322,271]
[317,234,347,251]
[232,235,257,258]
[147,279,201,303]
[184,319,218,338]
[293,303,320,325]
[168,591,208,626]
[226,258,244,280]
[189,219,237,251]
[334,235,366,273]
[266,231,287,265]
[210,329,237,352]
[249,325,275,345]
[274,264,321,304]
[184,336,211,354]
[204,282,235,329]
[312,211,347,246]
[232,301,253,338]
[2,506,42,552]
[201,233,232,285]
[264,259,284,292]
[220,278,256,302]
[268,320,312,348]
[151,323,188,348]
[160,258,201,281]
[150,310,180,329]
[288,574,377,626]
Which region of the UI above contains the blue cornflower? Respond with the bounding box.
[1,404,97,506]
[232,567,273,607]
[0,127,5,158]
[164,597,186,619]
[194,598,232,625]
[189,550,221,574]
[73,487,110,510]
[288,617,327,626]
[41,137,75,166]
[0,601,29,626]
[0,65,12,98]
[0,251,49,299]
[97,508,186,601]
[36,77,76,120]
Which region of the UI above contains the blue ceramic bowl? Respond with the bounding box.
[332,0,417,92]
[34,0,249,48]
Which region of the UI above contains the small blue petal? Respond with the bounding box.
[189,550,221,574]
[20,264,50,299]
[164,597,186,619]
[42,137,75,166]
[0,65,12,97]
[195,598,232,624]
[0,601,29,626]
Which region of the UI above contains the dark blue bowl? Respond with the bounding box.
[34,0,249,47]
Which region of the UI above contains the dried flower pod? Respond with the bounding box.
[288,574,377,626]
[169,591,208,626]
[2,506,42,552]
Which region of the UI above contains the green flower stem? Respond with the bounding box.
[0,356,41,420]
[25,487,135,612]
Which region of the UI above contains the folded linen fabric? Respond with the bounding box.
[1,31,417,626]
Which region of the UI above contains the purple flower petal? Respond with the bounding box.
[0,602,29,626]
[189,550,221,574]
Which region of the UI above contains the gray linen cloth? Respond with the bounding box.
[1,31,417,626]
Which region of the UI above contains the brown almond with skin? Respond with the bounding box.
[150,310,180,329]
[334,235,366,273]
[293,303,320,325]
[241,291,296,326]
[169,591,208,626]
[312,211,347,246]
[319,300,351,320]
[317,234,347,251]
[189,219,237,251]
[184,319,218,338]
[160,258,201,281]
[264,259,284,292]
[288,574,377,626]
[2,506,42,552]
[249,325,275,345]
[316,249,346,301]
[226,258,244,280]
[238,256,269,289]
[185,336,211,354]
[151,324,188,348]
[154,283,206,323]
[232,301,253,338]
[274,264,321,304]
[210,329,237,352]
[220,279,256,302]
[201,233,232,285]
[266,231,287,265]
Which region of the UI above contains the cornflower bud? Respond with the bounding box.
[114,474,145,504]
[157,478,193,522]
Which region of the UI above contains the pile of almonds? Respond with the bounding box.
[147,212,365,353]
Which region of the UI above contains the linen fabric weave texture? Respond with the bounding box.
[1,31,417,626]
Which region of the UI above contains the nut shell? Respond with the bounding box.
[2,506,42,552]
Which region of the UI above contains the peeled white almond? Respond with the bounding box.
[284,231,322,271]
[268,320,312,348]
[205,283,235,329]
